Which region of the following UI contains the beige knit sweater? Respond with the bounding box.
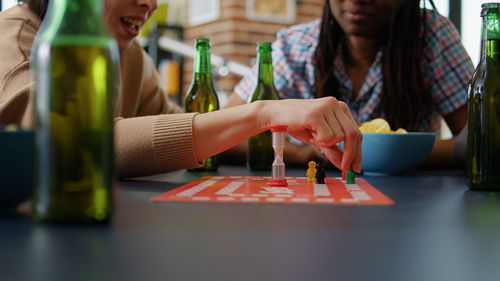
[0,4,202,178]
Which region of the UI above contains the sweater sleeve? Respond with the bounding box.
[114,112,203,178]
[0,5,39,128]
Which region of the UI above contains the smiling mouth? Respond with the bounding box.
[120,17,142,31]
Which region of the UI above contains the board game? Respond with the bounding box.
[151,176,394,205]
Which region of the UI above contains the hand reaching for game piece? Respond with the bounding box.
[259,97,362,173]
[194,97,362,173]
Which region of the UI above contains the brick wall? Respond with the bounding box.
[182,0,324,105]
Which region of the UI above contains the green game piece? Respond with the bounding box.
[346,168,356,184]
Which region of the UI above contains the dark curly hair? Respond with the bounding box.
[314,0,437,131]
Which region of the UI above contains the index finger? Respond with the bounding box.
[334,104,362,172]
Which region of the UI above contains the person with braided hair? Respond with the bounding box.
[226,0,473,168]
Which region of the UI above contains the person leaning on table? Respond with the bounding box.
[225,0,474,168]
[0,0,363,178]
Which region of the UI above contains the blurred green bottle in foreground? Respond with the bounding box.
[247,42,280,171]
[467,3,500,190]
[32,0,118,222]
[185,38,220,171]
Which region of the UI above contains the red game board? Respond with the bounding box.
[151,176,394,205]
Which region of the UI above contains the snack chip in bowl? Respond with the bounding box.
[355,118,435,175]
[359,118,408,134]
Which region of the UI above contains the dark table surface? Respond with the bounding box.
[1,165,500,281]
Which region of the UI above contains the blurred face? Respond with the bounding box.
[104,0,158,51]
[329,0,403,38]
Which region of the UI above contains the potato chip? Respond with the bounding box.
[359,118,407,134]
[393,128,408,134]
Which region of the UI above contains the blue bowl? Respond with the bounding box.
[360,132,435,175]
[0,130,34,213]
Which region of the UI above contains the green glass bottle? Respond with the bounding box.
[467,3,500,190]
[247,42,280,171]
[31,0,118,222]
[185,38,220,171]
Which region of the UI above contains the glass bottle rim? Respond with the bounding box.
[482,3,500,16]
[195,38,210,48]
[482,2,500,8]
[257,41,272,52]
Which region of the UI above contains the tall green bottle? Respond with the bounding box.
[31,0,118,222]
[467,3,500,190]
[185,38,220,171]
[247,42,280,171]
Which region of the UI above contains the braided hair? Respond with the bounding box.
[314,0,435,131]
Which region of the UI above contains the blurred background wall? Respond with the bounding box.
[183,0,323,105]
[0,0,487,107]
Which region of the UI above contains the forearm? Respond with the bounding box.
[193,101,265,160]
[421,137,457,168]
[423,106,466,169]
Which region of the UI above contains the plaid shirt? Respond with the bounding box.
[234,9,474,132]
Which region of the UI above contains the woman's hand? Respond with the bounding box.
[258,97,362,172]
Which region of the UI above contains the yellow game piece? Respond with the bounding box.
[306,161,316,182]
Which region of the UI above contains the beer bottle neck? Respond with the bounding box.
[194,47,212,77]
[40,0,109,41]
[480,9,500,60]
[256,51,274,86]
